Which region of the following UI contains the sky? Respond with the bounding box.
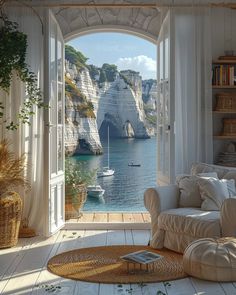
[68,32,156,80]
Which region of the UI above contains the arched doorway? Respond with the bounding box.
[64,30,159,216]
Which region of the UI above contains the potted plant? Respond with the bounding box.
[65,159,96,220]
[0,139,29,248]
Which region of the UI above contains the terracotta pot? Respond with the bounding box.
[65,184,87,220]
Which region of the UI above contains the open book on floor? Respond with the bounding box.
[120,250,163,264]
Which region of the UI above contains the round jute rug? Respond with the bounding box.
[47,245,187,284]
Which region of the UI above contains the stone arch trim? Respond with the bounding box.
[54,5,161,42]
[64,25,157,44]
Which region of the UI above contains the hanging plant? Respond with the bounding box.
[0,13,46,130]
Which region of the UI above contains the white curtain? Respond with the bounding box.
[174,7,212,175]
[1,7,45,234]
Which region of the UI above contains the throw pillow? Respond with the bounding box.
[224,171,236,183]
[176,173,218,208]
[197,178,236,211]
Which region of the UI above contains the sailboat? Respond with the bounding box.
[97,125,115,177]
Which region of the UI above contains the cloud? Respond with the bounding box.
[116,55,156,80]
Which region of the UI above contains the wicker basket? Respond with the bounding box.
[0,192,22,248]
[222,118,236,136]
[65,184,87,220]
[215,93,236,111]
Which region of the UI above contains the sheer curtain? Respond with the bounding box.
[174,7,212,175]
[1,7,45,234]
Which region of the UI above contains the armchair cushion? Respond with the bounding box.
[198,178,236,210]
[158,208,221,253]
[176,172,218,208]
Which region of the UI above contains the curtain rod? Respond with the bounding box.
[5,2,236,9]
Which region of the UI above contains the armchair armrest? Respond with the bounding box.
[144,185,179,248]
[221,198,236,237]
[144,185,179,217]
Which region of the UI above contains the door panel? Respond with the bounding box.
[157,10,175,185]
[44,10,65,236]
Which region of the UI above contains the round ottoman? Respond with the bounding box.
[183,237,236,281]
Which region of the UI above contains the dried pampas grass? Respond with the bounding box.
[0,139,29,195]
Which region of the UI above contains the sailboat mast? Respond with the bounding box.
[108,125,110,169]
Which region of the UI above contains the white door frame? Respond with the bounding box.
[43,9,65,236]
[157,10,175,185]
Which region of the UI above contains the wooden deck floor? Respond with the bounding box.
[72,212,150,223]
[65,212,151,230]
[1,229,236,295]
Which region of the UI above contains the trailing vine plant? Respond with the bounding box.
[0,12,46,130]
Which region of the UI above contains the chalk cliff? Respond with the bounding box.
[64,45,156,155]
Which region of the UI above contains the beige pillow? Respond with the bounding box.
[176,173,218,208]
[223,171,236,183]
[198,178,236,211]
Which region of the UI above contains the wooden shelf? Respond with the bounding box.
[214,135,236,140]
[213,59,236,64]
[212,85,236,89]
[213,111,236,114]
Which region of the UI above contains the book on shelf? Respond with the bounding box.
[212,64,236,86]
[120,250,163,264]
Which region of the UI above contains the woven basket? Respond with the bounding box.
[0,192,22,248]
[222,118,236,136]
[65,184,87,220]
[215,93,236,111]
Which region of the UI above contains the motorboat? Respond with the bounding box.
[128,162,141,167]
[87,185,105,198]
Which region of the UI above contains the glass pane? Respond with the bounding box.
[50,81,57,124]
[164,38,169,79]
[164,131,170,177]
[164,82,169,124]
[158,126,164,172]
[159,84,164,125]
[160,41,164,80]
[50,24,57,125]
[50,126,57,174]
[57,38,62,82]
[50,24,56,84]
[58,125,63,172]
[58,83,62,124]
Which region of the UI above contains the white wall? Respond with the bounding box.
[212,8,236,59]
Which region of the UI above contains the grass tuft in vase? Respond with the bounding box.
[65,159,96,220]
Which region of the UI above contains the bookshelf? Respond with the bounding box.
[212,59,236,166]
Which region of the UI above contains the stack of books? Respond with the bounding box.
[212,65,236,86]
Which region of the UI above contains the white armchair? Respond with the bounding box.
[144,163,236,253]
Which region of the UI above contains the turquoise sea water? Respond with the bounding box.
[70,137,157,212]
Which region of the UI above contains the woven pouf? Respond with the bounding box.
[183,237,236,281]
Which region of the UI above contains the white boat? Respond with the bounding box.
[98,126,115,177]
[87,185,105,198]
[97,166,115,177]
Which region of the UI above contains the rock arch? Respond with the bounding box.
[99,113,121,138]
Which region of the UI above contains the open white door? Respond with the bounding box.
[44,10,65,236]
[157,10,175,185]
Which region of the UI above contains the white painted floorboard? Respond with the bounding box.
[0,230,235,295]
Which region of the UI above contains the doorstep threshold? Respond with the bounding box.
[64,212,151,230]
[64,222,151,230]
